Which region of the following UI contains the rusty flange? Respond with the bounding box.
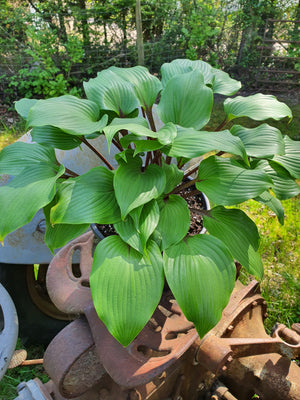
[85,292,198,388]
[46,231,94,314]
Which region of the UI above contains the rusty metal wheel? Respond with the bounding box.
[0,263,74,345]
[26,264,78,321]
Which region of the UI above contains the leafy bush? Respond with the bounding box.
[0,59,299,347]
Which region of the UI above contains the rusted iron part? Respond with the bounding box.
[196,282,300,374]
[196,290,300,400]
[292,323,300,336]
[46,231,94,314]
[210,380,238,400]
[85,292,198,388]
[26,264,75,321]
[196,334,300,375]
[43,317,105,398]
[41,339,213,400]
[223,353,300,400]
[194,280,268,374]
[210,279,267,338]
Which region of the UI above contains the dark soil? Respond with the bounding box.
[0,103,21,128]
[181,186,207,236]
[94,184,208,240]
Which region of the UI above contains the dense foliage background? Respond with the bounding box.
[0,0,299,102]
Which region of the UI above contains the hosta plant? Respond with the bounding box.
[0,59,299,347]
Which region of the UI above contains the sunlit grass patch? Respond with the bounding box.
[0,121,25,150]
[239,195,300,331]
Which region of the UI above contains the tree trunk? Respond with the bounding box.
[56,0,68,43]
[136,0,144,65]
[78,0,90,48]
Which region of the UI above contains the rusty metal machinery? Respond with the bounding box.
[14,231,300,400]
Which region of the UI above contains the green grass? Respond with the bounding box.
[0,341,48,400]
[0,121,25,150]
[239,196,300,332]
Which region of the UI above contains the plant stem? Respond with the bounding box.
[166,156,172,165]
[177,157,184,169]
[170,177,199,195]
[80,137,114,170]
[152,150,162,166]
[112,138,124,152]
[145,105,157,132]
[189,207,211,217]
[145,151,153,167]
[183,164,200,180]
[64,167,79,177]
[215,117,229,131]
[141,107,146,119]
[56,160,79,178]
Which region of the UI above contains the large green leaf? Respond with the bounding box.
[160,59,212,87]
[109,66,162,109]
[114,200,159,253]
[0,142,58,175]
[273,135,300,179]
[156,195,190,250]
[84,70,139,116]
[103,117,156,150]
[120,134,163,156]
[254,191,284,225]
[160,60,241,95]
[224,94,292,122]
[230,124,285,158]
[164,235,235,337]
[211,69,241,96]
[15,98,38,119]
[90,237,164,346]
[254,160,300,200]
[162,162,184,194]
[203,206,263,278]
[50,167,121,225]
[196,156,273,205]
[27,95,108,135]
[31,126,82,150]
[114,154,166,218]
[0,164,64,241]
[157,122,178,145]
[157,70,213,130]
[119,122,177,154]
[165,127,248,163]
[44,200,89,253]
